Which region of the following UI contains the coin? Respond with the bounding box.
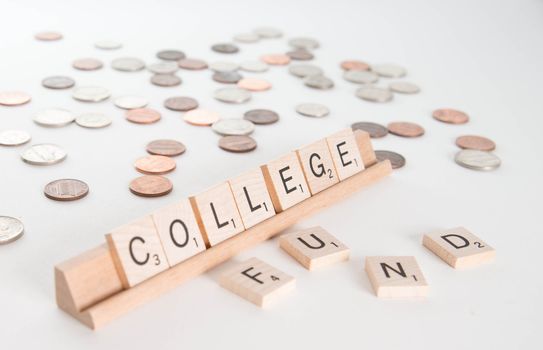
[356,86,393,103]
[75,113,112,128]
[456,135,496,151]
[95,40,122,50]
[126,108,161,124]
[0,130,31,146]
[296,103,330,118]
[135,155,176,175]
[243,109,279,125]
[388,122,425,138]
[114,95,148,110]
[289,64,323,78]
[33,108,75,127]
[44,179,89,201]
[183,109,220,126]
[211,43,239,54]
[164,96,198,111]
[372,64,406,78]
[375,150,406,169]
[286,49,314,61]
[209,61,239,72]
[151,74,182,87]
[341,60,370,71]
[73,58,103,71]
[129,175,173,197]
[351,122,388,138]
[146,139,186,157]
[21,144,67,165]
[237,78,271,91]
[212,119,255,136]
[304,75,334,89]
[72,86,110,102]
[178,58,208,70]
[0,91,31,106]
[214,87,251,104]
[455,150,501,171]
[344,70,379,84]
[219,135,257,152]
[35,31,62,41]
[289,37,319,50]
[111,57,145,72]
[157,49,186,61]
[0,216,24,245]
[233,32,260,43]
[253,27,282,39]
[213,71,243,84]
[261,54,291,65]
[389,81,420,94]
[432,108,469,124]
[42,76,75,89]
[240,61,268,73]
[147,61,178,74]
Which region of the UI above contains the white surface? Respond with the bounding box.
[1,0,542,348]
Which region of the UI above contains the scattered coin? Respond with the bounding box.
[341,60,370,71]
[157,49,186,61]
[261,54,291,65]
[213,71,243,84]
[0,130,31,146]
[214,87,251,103]
[135,155,176,175]
[375,150,406,169]
[0,91,31,106]
[94,40,122,50]
[286,49,314,61]
[455,150,501,171]
[151,74,182,87]
[253,27,282,39]
[456,135,496,151]
[372,63,407,78]
[178,58,208,70]
[44,179,89,201]
[212,119,255,136]
[432,108,469,124]
[147,61,178,74]
[240,61,268,73]
[164,96,198,111]
[146,139,186,157]
[356,86,393,103]
[21,144,67,165]
[0,216,24,245]
[388,122,425,138]
[35,31,62,41]
[389,81,420,94]
[344,70,379,84]
[33,108,75,127]
[351,122,388,138]
[211,43,239,54]
[237,77,271,91]
[304,75,334,89]
[219,135,257,153]
[75,113,112,128]
[114,95,149,110]
[243,109,279,125]
[129,175,173,197]
[126,108,161,124]
[209,61,239,73]
[72,58,103,71]
[72,86,110,102]
[111,57,145,72]
[289,64,323,78]
[42,76,75,89]
[183,109,220,126]
[289,37,319,50]
[296,103,330,118]
[233,32,260,43]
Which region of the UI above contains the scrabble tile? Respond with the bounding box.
[423,227,496,269]
[151,199,206,266]
[261,152,311,212]
[189,182,244,247]
[106,215,169,288]
[296,139,339,195]
[229,168,276,229]
[365,256,428,298]
[279,226,349,270]
[326,128,364,181]
[219,257,296,307]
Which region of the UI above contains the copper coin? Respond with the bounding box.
[286,49,314,61]
[219,135,257,153]
[44,179,89,201]
[129,175,172,197]
[35,31,62,41]
[151,74,182,87]
[72,58,103,71]
[183,109,220,126]
[351,122,388,138]
[261,54,291,65]
[388,122,425,138]
[375,150,406,169]
[146,139,186,157]
[455,135,496,151]
[341,60,370,71]
[237,78,271,91]
[0,91,31,106]
[164,96,198,111]
[134,155,176,175]
[126,108,161,124]
[178,58,208,70]
[432,108,469,124]
[243,109,279,125]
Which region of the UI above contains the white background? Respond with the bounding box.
[1,0,542,348]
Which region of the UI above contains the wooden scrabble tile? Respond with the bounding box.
[106,215,169,288]
[219,257,295,307]
[423,227,495,269]
[228,168,276,229]
[151,199,206,266]
[279,226,349,270]
[261,152,311,212]
[365,256,428,298]
[296,139,339,195]
[189,182,244,247]
[326,128,364,181]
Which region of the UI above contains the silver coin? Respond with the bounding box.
[111,57,145,72]
[156,49,185,61]
[304,75,334,89]
[233,32,260,43]
[75,113,112,128]
[214,87,251,104]
[0,216,24,245]
[343,70,379,84]
[356,86,393,103]
[455,150,501,171]
[289,64,323,78]
[0,130,31,146]
[211,43,239,54]
[213,71,243,84]
[72,86,110,102]
[95,40,122,50]
[212,119,255,136]
[296,103,330,118]
[372,64,407,78]
[33,108,75,127]
[42,76,75,89]
[253,27,283,39]
[150,74,182,87]
[114,95,148,109]
[240,61,268,73]
[147,61,178,74]
[288,37,319,50]
[21,144,67,165]
[389,81,420,94]
[209,61,239,73]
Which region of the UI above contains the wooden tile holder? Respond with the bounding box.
[54,130,392,330]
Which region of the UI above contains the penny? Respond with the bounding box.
[240,61,268,73]
[147,61,178,74]
[341,60,370,71]
[456,135,496,151]
[455,150,501,171]
[212,119,255,136]
[304,75,334,89]
[351,122,388,138]
[35,31,62,41]
[387,122,425,138]
[21,144,67,165]
[164,96,198,111]
[432,108,469,124]
[286,49,314,61]
[233,32,260,43]
[243,109,279,125]
[209,61,239,72]
[72,58,103,71]
[344,70,379,84]
[135,155,176,175]
[389,81,420,94]
[237,78,271,91]
[214,87,251,104]
[0,216,24,245]
[151,74,182,87]
[219,135,257,153]
[75,113,112,128]
[114,95,148,110]
[296,103,330,118]
[289,64,323,78]
[111,57,145,72]
[211,43,239,54]
[356,86,393,103]
[0,91,31,106]
[157,49,186,61]
[289,37,319,50]
[375,150,406,169]
[33,108,75,127]
[253,27,282,39]
[0,130,31,146]
[44,179,89,201]
[146,139,186,157]
[129,175,173,197]
[95,40,122,50]
[183,109,220,126]
[261,54,291,65]
[372,63,407,78]
[178,58,208,70]
[213,71,243,84]
[42,76,75,89]
[126,108,161,124]
[72,86,110,102]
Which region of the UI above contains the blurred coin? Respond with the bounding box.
[351,122,388,138]
[35,31,62,41]
[147,61,178,74]
[213,71,243,84]
[178,58,208,70]
[129,175,173,197]
[356,86,393,103]
[0,91,31,106]
[44,179,89,201]
[72,86,110,102]
[261,54,291,65]
[240,61,268,73]
[234,32,260,43]
[253,27,282,39]
[164,96,198,111]
[388,122,424,138]
[219,135,257,152]
[244,109,279,125]
[372,64,406,78]
[432,108,469,124]
[389,81,420,94]
[341,60,370,71]
[21,144,66,165]
[209,61,239,72]
[212,119,255,136]
[304,75,334,89]
[455,150,501,171]
[212,43,239,54]
[289,37,319,50]
[73,58,103,71]
[0,216,24,245]
[344,70,378,84]
[111,57,145,72]
[296,103,329,118]
[42,76,75,89]
[126,108,161,124]
[157,49,185,61]
[289,64,323,78]
[375,150,406,169]
[135,155,176,175]
[146,139,186,157]
[214,87,251,103]
[183,109,220,126]
[286,49,314,61]
[75,113,112,128]
[456,135,496,151]
[114,95,148,109]
[95,40,122,50]
[151,74,181,87]
[33,108,75,127]
[0,130,31,146]
[237,78,271,91]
